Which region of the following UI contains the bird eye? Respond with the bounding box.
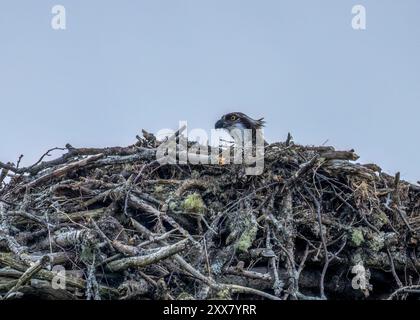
[230,115,237,121]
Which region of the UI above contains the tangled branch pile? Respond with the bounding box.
[0,131,419,300]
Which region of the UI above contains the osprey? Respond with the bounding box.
[215,112,267,145]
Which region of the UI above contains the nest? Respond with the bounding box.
[0,130,419,300]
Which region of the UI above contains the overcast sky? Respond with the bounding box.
[0,0,419,182]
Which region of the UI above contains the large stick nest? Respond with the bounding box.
[0,131,419,300]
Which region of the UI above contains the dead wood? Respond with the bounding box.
[0,133,419,300]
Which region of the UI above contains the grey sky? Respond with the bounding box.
[0,1,419,182]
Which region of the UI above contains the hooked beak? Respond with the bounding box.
[215,119,225,129]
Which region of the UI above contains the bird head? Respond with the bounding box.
[214,112,265,132]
